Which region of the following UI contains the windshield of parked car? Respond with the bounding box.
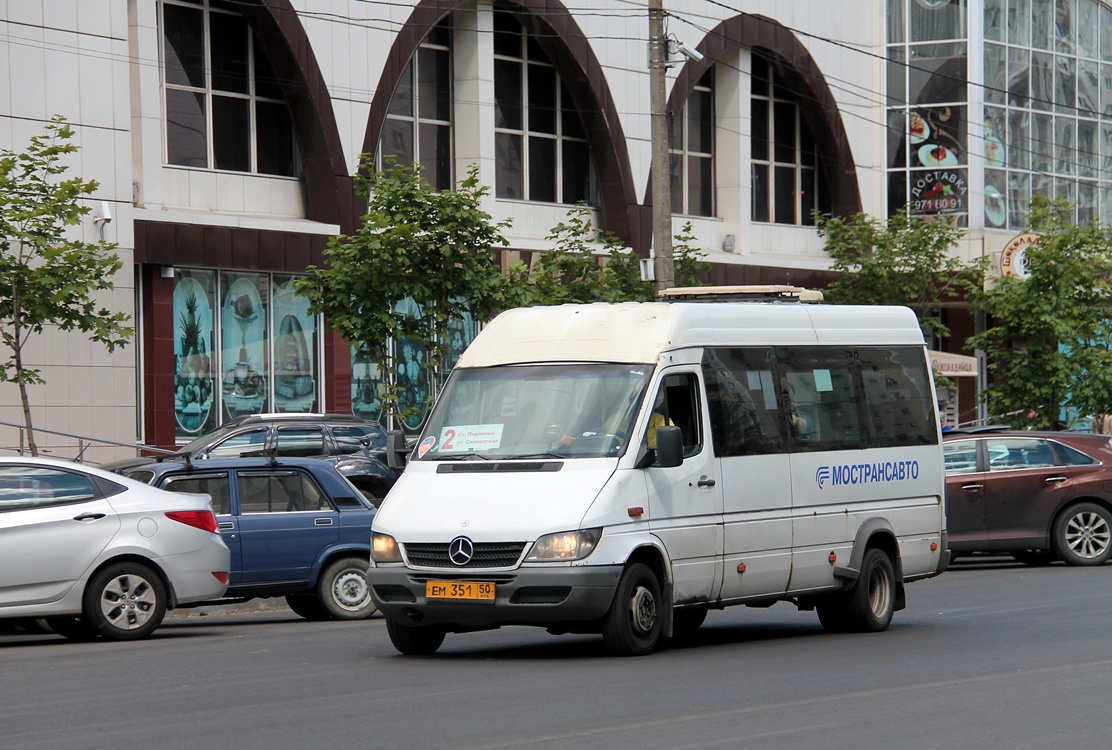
[414,364,651,460]
[178,424,239,455]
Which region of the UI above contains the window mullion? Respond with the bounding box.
[247,31,257,173]
[204,4,214,170]
[521,56,530,200]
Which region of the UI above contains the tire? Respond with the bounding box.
[1053,502,1112,566]
[44,615,99,641]
[1011,549,1058,567]
[816,549,896,634]
[386,619,446,655]
[601,563,662,656]
[285,593,328,620]
[317,556,376,620]
[82,562,167,641]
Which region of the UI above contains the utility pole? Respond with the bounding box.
[649,0,675,296]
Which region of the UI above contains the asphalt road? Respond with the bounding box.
[3,557,1112,750]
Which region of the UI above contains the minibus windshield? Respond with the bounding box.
[414,364,651,460]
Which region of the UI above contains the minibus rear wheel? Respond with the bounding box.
[602,563,662,656]
[817,549,895,634]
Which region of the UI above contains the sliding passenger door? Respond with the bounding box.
[702,349,793,602]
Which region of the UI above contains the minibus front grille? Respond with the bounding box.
[436,462,562,473]
[403,542,528,568]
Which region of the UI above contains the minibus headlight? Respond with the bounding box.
[372,532,402,563]
[525,529,601,561]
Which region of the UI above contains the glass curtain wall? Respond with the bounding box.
[983,0,1112,227]
[887,0,970,225]
[889,0,1112,227]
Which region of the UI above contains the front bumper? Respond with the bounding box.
[369,564,623,630]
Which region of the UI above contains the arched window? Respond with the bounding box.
[751,55,824,225]
[378,19,453,190]
[492,8,596,204]
[161,0,301,177]
[671,69,715,217]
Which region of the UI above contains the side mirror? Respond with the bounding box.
[386,430,408,470]
[653,425,683,468]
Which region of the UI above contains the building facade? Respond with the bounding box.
[1,0,1100,457]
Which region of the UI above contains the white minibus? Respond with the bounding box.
[369,287,948,655]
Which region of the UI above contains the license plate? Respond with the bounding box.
[426,580,496,602]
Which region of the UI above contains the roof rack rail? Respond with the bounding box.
[658,285,824,302]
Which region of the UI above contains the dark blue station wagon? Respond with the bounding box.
[121,456,377,620]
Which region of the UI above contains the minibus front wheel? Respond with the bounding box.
[601,563,662,656]
[816,549,895,634]
[386,619,446,655]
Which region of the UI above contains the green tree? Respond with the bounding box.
[969,195,1112,429]
[294,160,515,430]
[0,116,133,456]
[815,210,986,339]
[524,204,707,305]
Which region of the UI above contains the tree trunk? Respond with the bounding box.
[13,337,38,456]
[11,281,38,456]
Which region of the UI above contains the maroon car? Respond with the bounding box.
[944,429,1112,565]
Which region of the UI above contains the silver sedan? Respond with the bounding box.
[0,456,230,640]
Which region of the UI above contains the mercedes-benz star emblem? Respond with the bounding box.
[448,536,474,566]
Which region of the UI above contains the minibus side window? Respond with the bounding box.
[777,348,865,452]
[702,345,937,455]
[856,347,938,447]
[702,349,788,456]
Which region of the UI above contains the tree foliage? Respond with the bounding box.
[520,204,708,305]
[969,195,1112,429]
[815,210,986,339]
[0,116,133,455]
[293,160,516,429]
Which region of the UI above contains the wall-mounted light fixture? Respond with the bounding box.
[160,266,175,279]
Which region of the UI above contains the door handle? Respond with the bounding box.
[1044,476,1068,484]
[217,522,235,530]
[314,518,334,526]
[697,476,716,488]
[961,483,984,492]
[73,512,106,522]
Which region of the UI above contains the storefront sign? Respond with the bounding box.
[928,349,978,378]
[909,169,968,218]
[1000,232,1038,280]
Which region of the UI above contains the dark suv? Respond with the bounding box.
[104,414,398,503]
[944,428,1112,566]
[124,456,378,620]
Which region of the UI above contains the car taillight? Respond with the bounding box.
[212,571,230,584]
[165,510,218,534]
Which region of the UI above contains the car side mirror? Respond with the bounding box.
[653,426,683,468]
[386,430,408,470]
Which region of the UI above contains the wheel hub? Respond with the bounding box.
[629,584,657,635]
[101,575,156,630]
[1067,513,1111,558]
[333,570,369,610]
